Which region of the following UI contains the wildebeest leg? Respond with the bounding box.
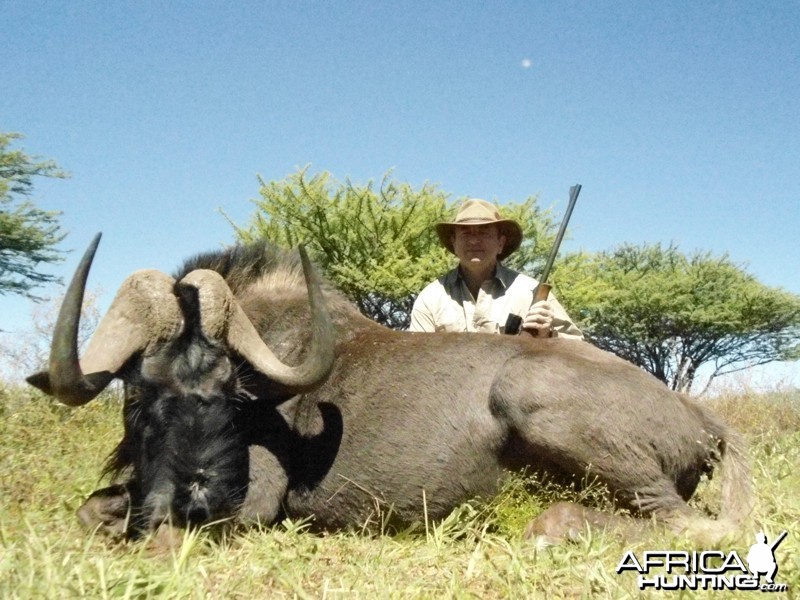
[78,483,196,549]
[76,483,132,536]
[77,447,289,534]
[237,444,289,526]
[523,505,741,549]
[490,355,713,541]
[523,501,647,544]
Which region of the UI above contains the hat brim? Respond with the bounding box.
[435,220,523,261]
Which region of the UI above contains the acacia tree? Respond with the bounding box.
[233,168,559,329]
[555,243,800,393]
[0,132,67,299]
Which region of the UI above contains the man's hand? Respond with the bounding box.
[522,300,554,336]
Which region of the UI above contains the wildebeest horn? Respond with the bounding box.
[180,246,336,393]
[26,233,182,406]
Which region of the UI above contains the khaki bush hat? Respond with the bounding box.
[435,199,523,261]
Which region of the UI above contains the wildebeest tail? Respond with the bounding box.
[722,429,754,525]
[712,418,755,526]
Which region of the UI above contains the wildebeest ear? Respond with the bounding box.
[26,371,53,395]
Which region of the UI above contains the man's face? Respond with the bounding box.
[452,224,506,269]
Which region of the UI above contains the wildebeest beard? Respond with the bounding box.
[106,284,250,532]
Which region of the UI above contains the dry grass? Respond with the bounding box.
[1,381,797,598]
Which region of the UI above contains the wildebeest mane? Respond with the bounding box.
[174,240,368,332]
[176,241,308,294]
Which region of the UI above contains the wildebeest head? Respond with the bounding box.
[118,282,250,529]
[28,233,336,531]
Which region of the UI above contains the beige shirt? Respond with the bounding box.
[409,263,583,338]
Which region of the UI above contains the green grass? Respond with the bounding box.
[1,382,798,599]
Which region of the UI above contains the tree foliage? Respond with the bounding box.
[233,168,559,329]
[0,132,67,299]
[555,243,800,393]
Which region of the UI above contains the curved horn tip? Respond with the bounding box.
[81,232,103,262]
[45,231,108,405]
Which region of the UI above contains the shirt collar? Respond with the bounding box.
[450,262,516,291]
[493,262,518,290]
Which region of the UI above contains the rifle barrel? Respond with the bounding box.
[538,184,581,286]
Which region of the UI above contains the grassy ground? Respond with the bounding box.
[1,382,798,599]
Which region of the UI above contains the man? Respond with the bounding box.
[409,198,582,338]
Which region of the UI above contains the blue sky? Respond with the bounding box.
[2,1,798,387]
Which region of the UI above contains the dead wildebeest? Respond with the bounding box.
[28,234,753,545]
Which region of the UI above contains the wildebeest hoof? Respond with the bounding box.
[523,501,611,543]
[145,523,185,555]
[76,484,131,536]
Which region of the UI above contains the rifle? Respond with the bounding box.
[504,184,582,336]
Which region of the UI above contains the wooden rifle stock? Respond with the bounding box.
[532,282,552,304]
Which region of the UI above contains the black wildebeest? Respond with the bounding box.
[28,234,753,543]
